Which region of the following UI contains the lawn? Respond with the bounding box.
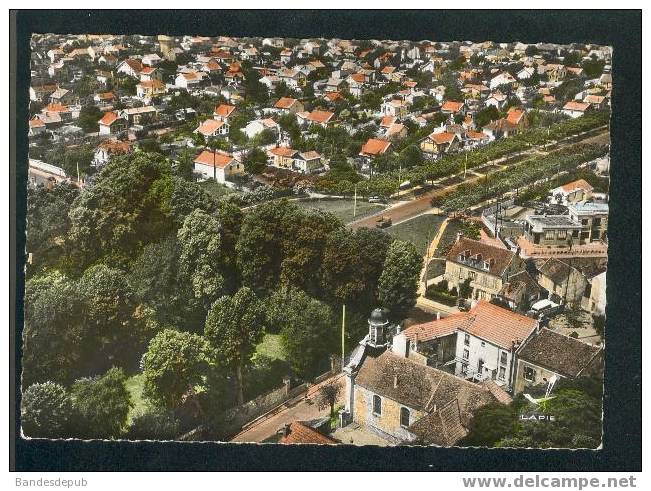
[198,180,237,200]
[255,333,287,362]
[125,373,148,424]
[294,198,385,224]
[386,214,446,255]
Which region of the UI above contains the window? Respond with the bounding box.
[480,341,486,347]
[464,334,470,346]
[593,218,601,227]
[523,366,536,382]
[500,351,508,366]
[461,363,468,375]
[544,230,555,240]
[463,349,469,360]
[372,395,382,416]
[400,407,410,428]
[498,366,506,381]
[469,271,477,280]
[581,219,589,226]
[557,230,567,240]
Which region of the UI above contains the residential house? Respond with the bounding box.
[139,67,163,82]
[359,138,392,167]
[380,99,410,119]
[120,106,157,126]
[523,215,583,247]
[420,129,460,158]
[136,80,166,101]
[29,84,57,102]
[443,237,523,301]
[293,151,323,174]
[243,118,280,140]
[485,92,508,110]
[398,301,538,388]
[175,71,207,90]
[28,118,47,137]
[49,88,76,106]
[482,118,519,140]
[274,97,304,114]
[506,108,527,130]
[441,101,466,118]
[267,146,299,169]
[92,139,132,167]
[277,68,306,89]
[536,257,607,307]
[513,328,603,395]
[98,111,127,135]
[116,59,144,78]
[93,92,117,106]
[214,104,237,123]
[497,270,543,312]
[193,150,243,183]
[490,71,516,90]
[549,179,594,205]
[567,202,609,243]
[306,109,335,128]
[583,94,607,111]
[194,119,230,138]
[562,101,591,119]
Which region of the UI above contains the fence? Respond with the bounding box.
[179,355,343,441]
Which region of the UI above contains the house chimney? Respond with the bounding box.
[436,312,441,320]
[283,423,291,437]
[393,375,398,389]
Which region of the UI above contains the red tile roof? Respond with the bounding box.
[194,150,235,168]
[214,104,236,118]
[274,97,299,109]
[99,111,121,126]
[563,101,590,112]
[506,108,525,126]
[404,301,537,350]
[428,131,457,145]
[269,147,298,157]
[195,119,227,136]
[360,138,391,156]
[560,178,594,193]
[279,422,337,444]
[307,109,334,124]
[441,101,465,113]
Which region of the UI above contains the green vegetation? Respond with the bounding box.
[255,333,287,362]
[385,214,446,255]
[432,142,608,212]
[294,198,385,224]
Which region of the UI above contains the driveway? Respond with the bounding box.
[230,373,345,443]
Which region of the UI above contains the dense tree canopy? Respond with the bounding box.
[377,240,423,321]
[21,382,72,438]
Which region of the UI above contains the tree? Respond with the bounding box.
[129,235,205,332]
[76,264,155,373]
[243,147,268,174]
[168,176,217,226]
[316,381,341,418]
[474,106,501,128]
[459,277,473,299]
[142,329,210,409]
[321,227,393,314]
[175,148,197,181]
[204,287,266,405]
[460,402,519,447]
[127,407,180,440]
[67,152,175,268]
[69,367,132,439]
[269,288,337,378]
[22,273,86,386]
[78,105,103,133]
[377,240,423,321]
[26,182,79,274]
[177,209,225,307]
[21,382,71,438]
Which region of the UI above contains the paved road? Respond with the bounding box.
[348,129,609,231]
[230,373,345,443]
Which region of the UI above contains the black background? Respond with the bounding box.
[10,9,642,472]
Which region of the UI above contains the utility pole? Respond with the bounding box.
[341,304,346,370]
[353,183,357,218]
[76,161,80,185]
[464,151,467,180]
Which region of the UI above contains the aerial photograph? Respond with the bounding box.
[22,33,610,448]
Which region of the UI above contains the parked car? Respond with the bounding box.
[527,299,563,319]
[368,195,386,204]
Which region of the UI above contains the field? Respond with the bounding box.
[294,198,385,224]
[386,214,446,255]
[198,180,237,200]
